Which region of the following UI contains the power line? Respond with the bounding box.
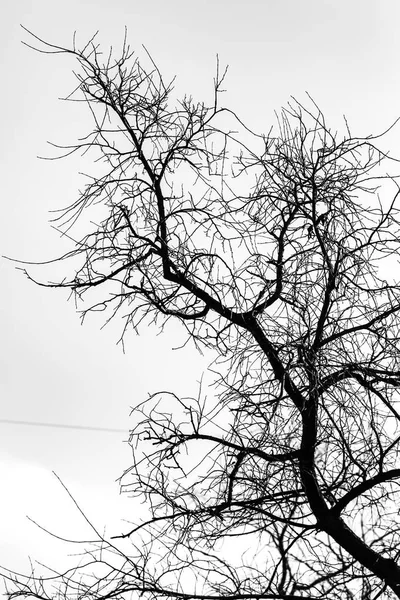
[0,418,128,434]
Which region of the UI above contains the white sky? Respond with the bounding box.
[2,0,400,595]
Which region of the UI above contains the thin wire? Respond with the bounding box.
[0,418,127,434]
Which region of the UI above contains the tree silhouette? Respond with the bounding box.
[5,26,400,600]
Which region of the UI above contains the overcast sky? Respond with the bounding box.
[2,0,400,595]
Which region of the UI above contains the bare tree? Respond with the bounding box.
[5,26,400,600]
